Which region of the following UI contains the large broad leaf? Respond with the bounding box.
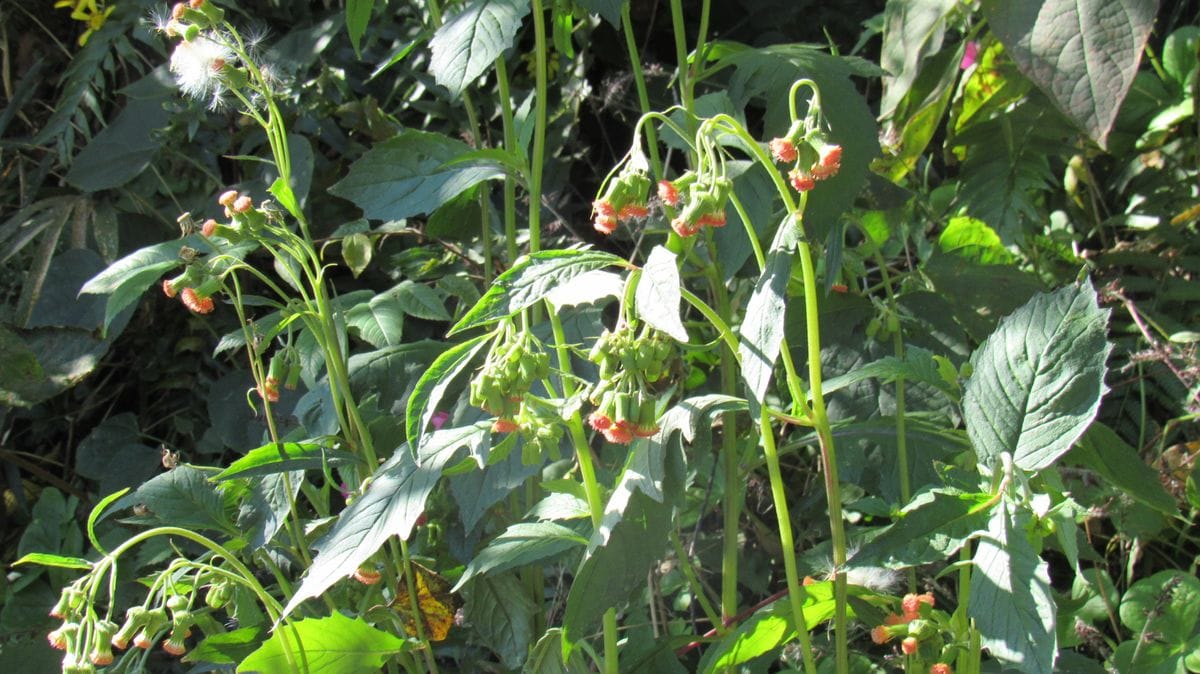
[738,218,799,406]
[455,522,587,590]
[111,465,232,533]
[462,573,539,670]
[634,246,688,343]
[238,612,405,674]
[450,249,626,334]
[65,96,169,192]
[849,488,992,569]
[214,442,361,481]
[698,582,841,672]
[80,236,198,330]
[561,489,672,660]
[982,0,1157,148]
[329,130,505,222]
[280,428,482,619]
[963,280,1111,472]
[879,0,959,119]
[1070,424,1177,516]
[970,503,1057,674]
[429,0,530,97]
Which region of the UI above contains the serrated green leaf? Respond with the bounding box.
[346,293,405,348]
[429,0,530,97]
[635,246,688,343]
[112,465,232,532]
[214,443,361,481]
[329,130,505,222]
[699,583,840,672]
[938,215,1016,265]
[850,489,992,568]
[391,280,452,321]
[281,428,480,618]
[12,552,92,570]
[738,218,799,405]
[238,612,405,674]
[970,503,1057,673]
[963,279,1111,472]
[450,249,626,334]
[185,626,265,665]
[463,573,539,670]
[80,237,193,330]
[982,0,1156,147]
[456,522,586,590]
[341,233,373,278]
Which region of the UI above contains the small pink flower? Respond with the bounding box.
[431,411,450,430]
[961,41,979,70]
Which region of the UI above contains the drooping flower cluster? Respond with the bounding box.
[659,172,733,238]
[592,165,653,234]
[768,119,843,194]
[469,329,551,433]
[586,325,676,443]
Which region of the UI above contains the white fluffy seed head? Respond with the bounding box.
[168,35,233,103]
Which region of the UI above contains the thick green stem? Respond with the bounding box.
[621,4,661,176]
[495,58,520,263]
[796,238,848,674]
[758,411,819,674]
[528,0,549,253]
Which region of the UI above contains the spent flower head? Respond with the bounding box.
[168,34,234,106]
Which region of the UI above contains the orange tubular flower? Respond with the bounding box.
[588,411,613,431]
[870,625,891,645]
[811,143,842,180]
[769,138,798,163]
[180,287,214,314]
[162,279,179,298]
[901,636,919,655]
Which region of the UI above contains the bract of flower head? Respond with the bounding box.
[169,34,234,104]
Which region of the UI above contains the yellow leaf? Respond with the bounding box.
[393,563,459,642]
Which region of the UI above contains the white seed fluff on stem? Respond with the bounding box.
[168,35,233,102]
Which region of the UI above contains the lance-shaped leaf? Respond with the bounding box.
[739,218,799,405]
[450,249,626,334]
[280,427,482,618]
[238,612,405,674]
[635,246,688,343]
[698,582,840,672]
[214,442,361,481]
[963,279,1111,472]
[329,130,505,222]
[850,488,993,569]
[982,0,1157,148]
[455,522,587,590]
[970,503,1057,673]
[429,0,530,97]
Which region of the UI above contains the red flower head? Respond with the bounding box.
[901,636,919,655]
[588,411,613,431]
[602,420,633,445]
[789,168,815,193]
[618,204,649,221]
[162,279,179,298]
[201,219,218,237]
[930,665,953,674]
[870,625,891,645]
[231,195,253,214]
[492,418,519,434]
[657,180,680,206]
[671,217,699,238]
[180,287,214,314]
[217,190,238,208]
[901,592,934,620]
[769,138,798,163]
[697,211,727,228]
[811,144,842,180]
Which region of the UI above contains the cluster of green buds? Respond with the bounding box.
[257,347,301,403]
[768,119,842,193]
[515,395,565,463]
[586,326,675,444]
[658,171,733,238]
[161,245,220,315]
[469,331,551,433]
[592,165,652,235]
[163,0,226,40]
[47,586,115,669]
